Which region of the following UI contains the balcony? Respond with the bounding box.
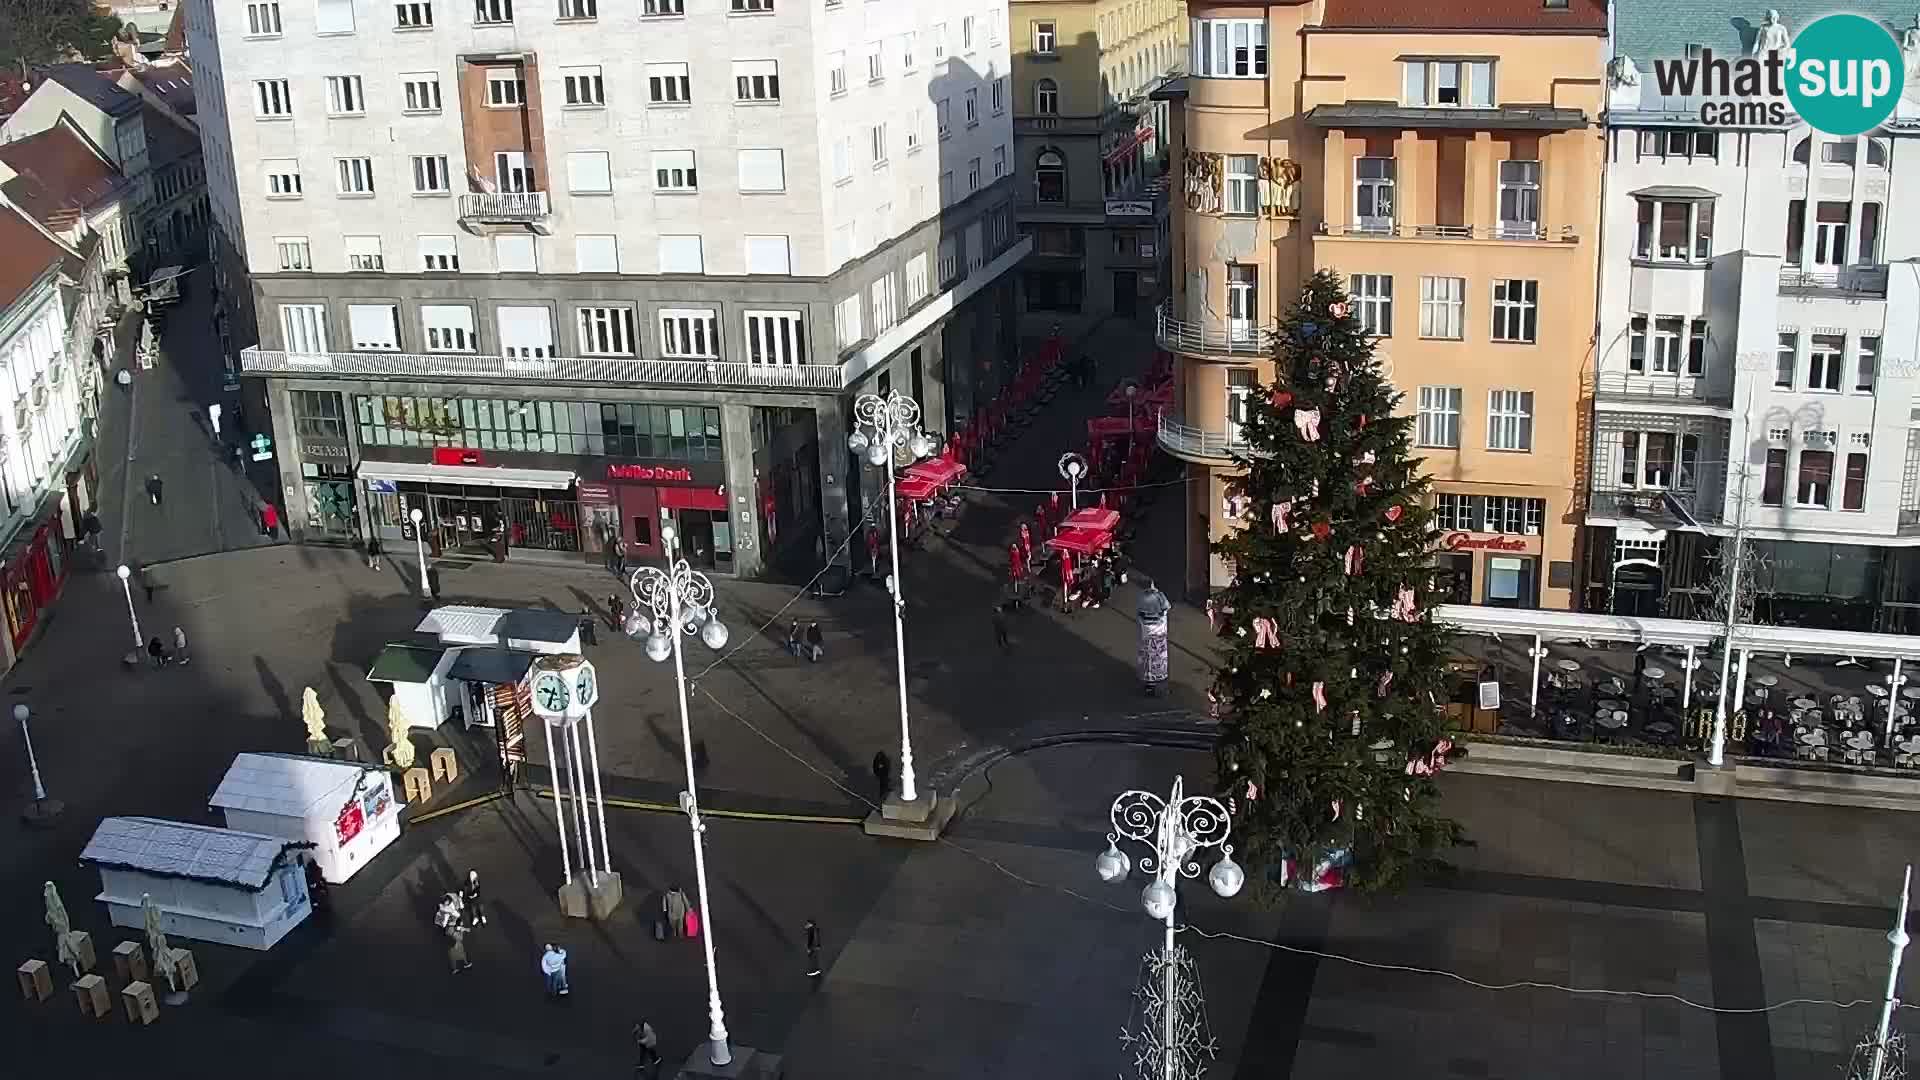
[1778,264,1889,299]
[1014,115,1102,136]
[1589,487,1722,528]
[1157,412,1252,464]
[240,347,849,392]
[1156,303,1276,358]
[1592,373,1732,409]
[458,191,551,227]
[1319,222,1579,243]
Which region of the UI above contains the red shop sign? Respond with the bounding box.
[1442,532,1530,553]
[432,448,483,466]
[606,464,694,483]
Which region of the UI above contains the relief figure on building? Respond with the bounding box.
[1183,149,1222,214]
[1258,157,1300,217]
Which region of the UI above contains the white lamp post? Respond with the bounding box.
[14,703,60,826]
[847,392,937,808]
[628,530,736,1068]
[114,564,142,650]
[1058,452,1087,511]
[408,507,430,598]
[1096,775,1242,1080]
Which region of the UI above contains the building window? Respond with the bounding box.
[937,97,951,136]
[1687,318,1709,376]
[1221,154,1258,215]
[335,157,375,195]
[1620,431,1699,488]
[577,306,636,356]
[1775,332,1797,388]
[1490,279,1537,343]
[744,235,790,274]
[422,305,476,352]
[1400,59,1494,107]
[1349,274,1391,337]
[932,22,947,60]
[1807,333,1844,391]
[325,75,364,115]
[734,60,779,102]
[658,309,719,357]
[1418,276,1464,339]
[402,73,442,111]
[992,145,1007,179]
[563,65,605,106]
[395,1,433,28]
[905,254,930,304]
[1648,316,1684,374]
[347,304,402,351]
[1225,265,1258,342]
[871,275,899,332]
[938,238,958,283]
[410,155,450,194]
[575,234,618,273]
[567,151,613,194]
[648,63,691,104]
[486,69,526,108]
[1225,369,1255,442]
[419,234,459,271]
[1636,198,1713,262]
[833,138,852,184]
[474,0,512,23]
[493,234,537,272]
[1035,78,1059,115]
[967,156,980,191]
[991,78,1005,116]
[1496,160,1540,238]
[867,41,884,83]
[1844,451,1869,510]
[246,1,283,35]
[902,33,917,71]
[1416,386,1461,448]
[1796,449,1834,507]
[965,88,978,126]
[1858,335,1880,392]
[1035,149,1066,203]
[962,15,975,50]
[264,159,302,197]
[1487,389,1533,451]
[1860,202,1882,262]
[281,304,329,354]
[558,0,595,17]
[254,79,292,118]
[1761,448,1788,505]
[1191,18,1267,78]
[871,124,889,166]
[495,307,553,362]
[829,52,847,96]
[316,0,355,32]
[1637,128,1716,161]
[1033,20,1056,54]
[658,235,703,274]
[275,237,311,271]
[744,310,807,366]
[652,150,697,192]
[1354,158,1394,231]
[834,295,863,348]
[344,235,384,271]
[644,0,682,13]
[293,391,347,442]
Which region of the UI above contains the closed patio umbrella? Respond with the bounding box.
[44,881,79,975]
[143,893,186,1003]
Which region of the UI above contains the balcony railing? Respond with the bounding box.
[1589,487,1722,526]
[458,191,551,223]
[1778,264,1890,299]
[1158,413,1257,462]
[240,347,848,391]
[1319,221,1578,243]
[1156,303,1276,357]
[1592,372,1732,406]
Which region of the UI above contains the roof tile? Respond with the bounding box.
[1320,0,1607,32]
[0,125,124,231]
[0,207,67,315]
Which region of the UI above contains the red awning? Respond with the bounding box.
[658,486,728,511]
[896,476,940,501]
[904,457,966,489]
[1063,507,1119,533]
[1046,527,1114,556]
[1088,416,1133,439]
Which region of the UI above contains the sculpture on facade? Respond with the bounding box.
[1750,9,1791,55]
[1183,150,1222,215]
[1258,158,1301,217]
[1903,14,1920,80]
[1607,55,1641,89]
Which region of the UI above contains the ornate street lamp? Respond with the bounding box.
[1058,452,1088,510]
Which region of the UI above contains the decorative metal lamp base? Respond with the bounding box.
[672,1044,784,1080]
[861,790,954,841]
[557,871,623,920]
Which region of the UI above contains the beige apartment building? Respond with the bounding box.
[1159,0,1608,608]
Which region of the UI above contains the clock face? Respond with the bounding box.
[575,665,598,709]
[534,672,570,715]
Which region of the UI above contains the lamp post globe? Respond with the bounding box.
[409,507,423,524]
[1095,840,1131,883]
[848,430,869,455]
[645,631,672,663]
[113,563,143,649]
[1208,853,1246,898]
[866,442,888,468]
[115,564,129,581]
[13,704,26,724]
[1141,878,1177,921]
[701,618,730,651]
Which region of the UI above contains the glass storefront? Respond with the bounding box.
[303,462,356,538]
[367,484,585,559]
[353,395,722,462]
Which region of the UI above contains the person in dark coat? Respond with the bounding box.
[608,592,626,632]
[146,635,168,669]
[145,473,163,506]
[634,1019,662,1078]
[805,621,823,662]
[804,918,823,980]
[786,619,803,658]
[872,751,892,801]
[991,604,1011,653]
[461,869,486,928]
[662,886,691,939]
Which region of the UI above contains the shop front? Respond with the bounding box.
[2,510,71,653]
[293,390,357,541]
[1436,530,1543,610]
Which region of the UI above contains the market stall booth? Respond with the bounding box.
[79,817,312,951]
[365,643,452,730]
[209,753,401,885]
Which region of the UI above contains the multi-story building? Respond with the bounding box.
[1588,1,1920,631]
[1160,0,1608,608]
[185,0,1029,576]
[1010,0,1184,324]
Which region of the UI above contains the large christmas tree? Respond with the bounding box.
[1211,269,1464,894]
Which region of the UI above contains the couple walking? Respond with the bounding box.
[786,620,824,663]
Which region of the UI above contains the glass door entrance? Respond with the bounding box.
[430,495,503,556]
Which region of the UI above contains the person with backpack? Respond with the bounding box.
[805,621,824,663]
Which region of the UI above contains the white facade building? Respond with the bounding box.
[184,0,1028,576]
[1591,3,1920,630]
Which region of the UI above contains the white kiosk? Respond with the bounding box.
[209,753,402,885]
[370,606,586,732]
[79,817,312,951]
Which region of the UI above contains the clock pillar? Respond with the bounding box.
[530,654,623,920]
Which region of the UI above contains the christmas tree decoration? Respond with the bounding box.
[1212,269,1464,893]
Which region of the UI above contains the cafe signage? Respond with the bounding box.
[606,464,695,483]
[1442,532,1530,553]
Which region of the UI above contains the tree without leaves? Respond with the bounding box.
[1211,269,1465,894]
[0,0,124,71]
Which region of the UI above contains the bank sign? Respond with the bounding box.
[1649,13,1906,135]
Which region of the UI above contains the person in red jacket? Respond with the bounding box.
[260,502,280,538]
[1008,541,1026,598]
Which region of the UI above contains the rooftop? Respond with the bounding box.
[80,816,305,891]
[142,106,198,167]
[41,63,142,118]
[210,752,383,820]
[127,61,195,117]
[1612,1,1919,73]
[1319,0,1607,33]
[0,124,126,231]
[0,207,68,315]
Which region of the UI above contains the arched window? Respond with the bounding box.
[1035,78,1059,115]
[1035,149,1067,203]
[1791,135,1810,165]
[1869,138,1890,166]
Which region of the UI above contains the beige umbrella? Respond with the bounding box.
[143,893,183,1000]
[44,881,79,975]
[302,686,328,744]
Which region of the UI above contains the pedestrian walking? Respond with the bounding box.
[447,924,472,974]
[872,751,891,801]
[541,944,569,997]
[612,537,627,576]
[366,534,383,570]
[634,1019,662,1078]
[146,635,168,669]
[260,502,280,538]
[145,473,164,507]
[786,619,803,658]
[462,869,486,927]
[115,368,131,392]
[804,918,823,980]
[172,625,189,665]
[991,604,1010,653]
[662,886,690,939]
[579,609,598,647]
[805,621,823,663]
[81,511,102,550]
[608,592,625,632]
